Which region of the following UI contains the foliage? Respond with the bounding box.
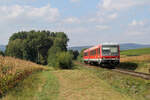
[6,30,69,65]
[77,48,87,62]
[47,46,62,67]
[68,50,79,60]
[0,50,4,56]
[57,52,74,69]
[47,48,74,69]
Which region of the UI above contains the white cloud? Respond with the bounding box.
[129,20,145,26]
[70,0,80,3]
[0,4,60,22]
[63,17,80,23]
[108,13,118,19]
[96,25,110,30]
[127,20,148,36]
[98,0,150,11]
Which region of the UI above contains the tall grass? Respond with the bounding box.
[0,56,45,96]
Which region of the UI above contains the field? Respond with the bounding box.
[119,48,150,73]
[120,48,150,56]
[0,56,46,96]
[1,48,150,100]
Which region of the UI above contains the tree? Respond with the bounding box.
[57,52,73,69]
[0,50,4,56]
[6,30,71,67]
[77,48,87,62]
[47,46,62,67]
[68,50,79,60]
[72,50,79,60]
[5,39,24,59]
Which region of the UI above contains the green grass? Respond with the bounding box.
[1,71,59,100]
[75,64,150,100]
[121,48,150,56]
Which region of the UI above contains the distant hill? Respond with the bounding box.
[1,43,150,52]
[68,46,92,52]
[69,43,150,52]
[0,45,6,52]
[120,43,150,50]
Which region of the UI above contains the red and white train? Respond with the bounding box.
[83,43,120,66]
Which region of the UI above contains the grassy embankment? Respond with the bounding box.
[2,71,59,100]
[0,56,47,97]
[118,48,150,73]
[75,63,150,100]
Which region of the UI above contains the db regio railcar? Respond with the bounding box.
[83,43,120,66]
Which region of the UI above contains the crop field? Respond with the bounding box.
[120,48,150,56]
[118,48,150,73]
[0,56,46,96]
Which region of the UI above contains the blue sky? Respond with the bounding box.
[0,0,150,46]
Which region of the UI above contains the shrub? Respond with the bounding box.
[77,48,86,62]
[47,46,62,68]
[0,50,4,56]
[57,52,74,69]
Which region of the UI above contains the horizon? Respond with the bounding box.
[1,42,150,48]
[0,0,150,46]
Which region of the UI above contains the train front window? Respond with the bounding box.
[102,45,118,56]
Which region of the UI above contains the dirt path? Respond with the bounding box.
[53,70,133,100]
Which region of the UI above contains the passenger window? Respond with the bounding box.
[98,48,100,55]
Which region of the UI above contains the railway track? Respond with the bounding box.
[112,68,150,80]
[76,62,150,80]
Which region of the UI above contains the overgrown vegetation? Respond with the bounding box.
[93,68,150,100]
[0,56,45,97]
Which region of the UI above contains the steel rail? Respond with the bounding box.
[76,62,150,80]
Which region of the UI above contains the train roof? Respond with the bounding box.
[83,43,119,52]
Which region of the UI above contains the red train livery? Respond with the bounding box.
[83,43,120,66]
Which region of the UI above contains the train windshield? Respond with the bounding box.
[102,45,119,56]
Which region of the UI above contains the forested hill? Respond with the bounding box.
[0,45,6,52]
[69,43,150,52]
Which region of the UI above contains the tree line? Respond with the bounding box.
[3,30,79,69]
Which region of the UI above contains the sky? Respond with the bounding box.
[0,0,150,46]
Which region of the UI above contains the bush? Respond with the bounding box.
[77,48,86,62]
[47,46,62,68]
[0,50,4,56]
[57,52,74,69]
